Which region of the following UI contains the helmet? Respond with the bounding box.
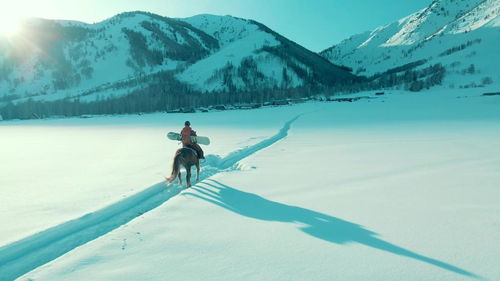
[185,121,191,126]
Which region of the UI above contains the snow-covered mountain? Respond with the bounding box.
[0,12,219,103]
[320,0,500,88]
[178,14,356,92]
[0,12,356,105]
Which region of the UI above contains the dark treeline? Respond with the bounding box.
[0,85,319,120]
[439,39,482,57]
[0,61,446,121]
[340,63,447,93]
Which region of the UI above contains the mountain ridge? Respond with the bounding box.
[320,0,500,88]
[0,11,357,107]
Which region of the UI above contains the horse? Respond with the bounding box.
[166,147,200,187]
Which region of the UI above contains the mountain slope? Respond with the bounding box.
[320,0,500,88]
[0,12,219,103]
[178,15,358,92]
[0,12,357,109]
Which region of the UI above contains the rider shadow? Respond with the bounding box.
[185,179,479,279]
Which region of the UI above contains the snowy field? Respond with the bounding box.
[1,88,500,281]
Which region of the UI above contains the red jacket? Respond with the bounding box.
[181,126,196,146]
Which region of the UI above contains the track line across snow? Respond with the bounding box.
[0,115,301,281]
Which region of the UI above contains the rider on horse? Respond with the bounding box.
[181,121,205,159]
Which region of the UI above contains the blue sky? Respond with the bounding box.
[7,0,433,51]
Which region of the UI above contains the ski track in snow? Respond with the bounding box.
[0,115,301,281]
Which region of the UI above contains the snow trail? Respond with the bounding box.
[0,115,301,281]
[205,115,300,170]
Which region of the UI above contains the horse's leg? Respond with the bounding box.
[196,160,200,182]
[186,165,192,187]
[178,170,182,186]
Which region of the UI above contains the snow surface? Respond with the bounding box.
[1,88,500,281]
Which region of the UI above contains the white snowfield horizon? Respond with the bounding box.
[1,87,499,280]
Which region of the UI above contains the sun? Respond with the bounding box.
[0,14,23,37]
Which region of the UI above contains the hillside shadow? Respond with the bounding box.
[185,179,479,279]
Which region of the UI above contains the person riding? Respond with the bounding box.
[181,121,205,159]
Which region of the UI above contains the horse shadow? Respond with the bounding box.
[185,179,479,279]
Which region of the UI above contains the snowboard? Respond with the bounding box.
[167,132,210,145]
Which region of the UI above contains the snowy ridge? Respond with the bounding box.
[0,12,219,104]
[176,16,357,92]
[0,12,356,108]
[0,115,301,281]
[175,25,284,92]
[183,15,253,47]
[320,0,500,87]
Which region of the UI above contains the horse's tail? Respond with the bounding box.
[166,151,181,183]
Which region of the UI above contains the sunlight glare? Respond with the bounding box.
[0,14,23,37]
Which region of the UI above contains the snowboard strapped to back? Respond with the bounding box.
[167,132,210,145]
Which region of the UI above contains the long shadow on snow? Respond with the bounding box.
[186,179,479,279]
[0,115,301,281]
